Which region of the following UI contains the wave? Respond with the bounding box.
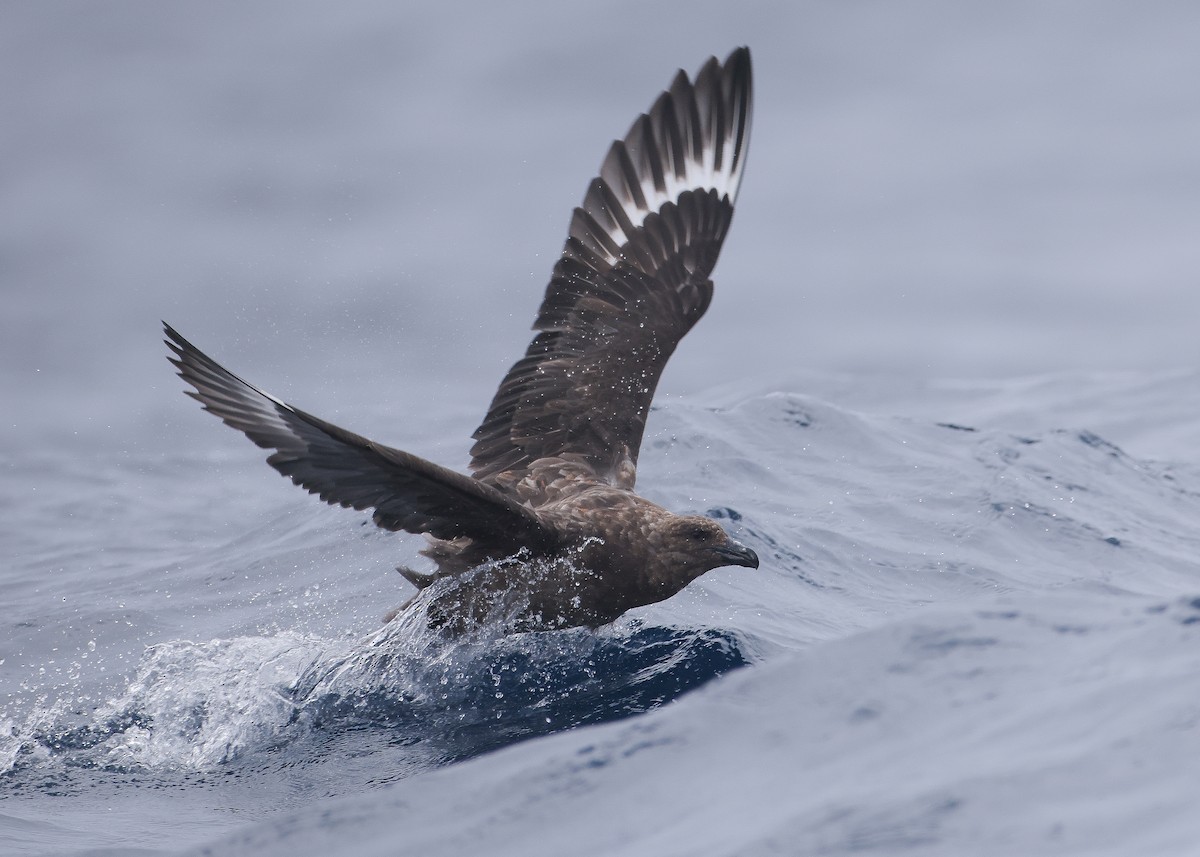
[3,615,746,777]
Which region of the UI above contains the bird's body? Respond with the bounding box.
[166,48,758,635]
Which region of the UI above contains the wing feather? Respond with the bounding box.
[164,323,555,552]
[470,47,753,489]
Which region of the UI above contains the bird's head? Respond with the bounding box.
[651,514,759,590]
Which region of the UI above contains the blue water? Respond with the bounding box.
[4,3,1200,855]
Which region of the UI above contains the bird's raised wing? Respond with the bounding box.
[470,47,753,490]
[165,324,556,551]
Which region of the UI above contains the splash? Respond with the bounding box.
[4,632,330,773]
[4,562,748,777]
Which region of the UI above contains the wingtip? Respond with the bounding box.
[162,322,191,368]
[162,320,187,350]
[728,46,752,93]
[563,45,753,275]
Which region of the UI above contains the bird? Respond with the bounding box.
[165,47,758,636]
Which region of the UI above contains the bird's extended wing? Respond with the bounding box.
[469,48,752,490]
[164,323,556,551]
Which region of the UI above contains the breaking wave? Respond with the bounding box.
[3,577,747,777]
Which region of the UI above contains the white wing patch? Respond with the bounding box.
[577,50,753,267]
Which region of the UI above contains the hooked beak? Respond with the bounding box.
[713,540,760,569]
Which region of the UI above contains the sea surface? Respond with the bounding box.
[3,3,1200,856]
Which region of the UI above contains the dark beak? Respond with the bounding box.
[713,540,759,569]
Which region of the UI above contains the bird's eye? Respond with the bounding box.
[687,527,711,542]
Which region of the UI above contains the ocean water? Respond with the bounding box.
[4,3,1200,856]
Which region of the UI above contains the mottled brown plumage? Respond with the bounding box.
[165,47,757,634]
